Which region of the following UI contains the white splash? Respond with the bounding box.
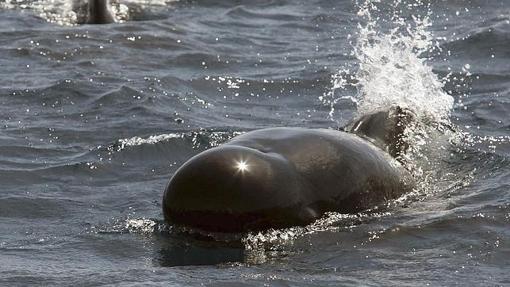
[112,130,243,152]
[125,218,157,234]
[116,133,183,150]
[328,0,454,123]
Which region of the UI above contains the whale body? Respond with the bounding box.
[87,0,115,24]
[163,107,415,233]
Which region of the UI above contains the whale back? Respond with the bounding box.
[228,128,411,211]
[163,128,412,232]
[87,0,115,24]
[344,106,415,159]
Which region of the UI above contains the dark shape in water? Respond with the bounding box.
[163,106,416,233]
[87,0,115,24]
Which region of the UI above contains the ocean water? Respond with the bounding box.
[0,0,509,285]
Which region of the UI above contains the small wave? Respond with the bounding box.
[91,217,164,234]
[109,129,243,153]
[92,216,246,244]
[0,196,84,218]
[0,130,243,182]
[452,130,510,162]
[224,5,304,22]
[117,133,183,149]
[439,25,510,67]
[442,24,510,47]
[80,129,243,170]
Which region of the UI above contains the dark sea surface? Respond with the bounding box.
[0,0,509,285]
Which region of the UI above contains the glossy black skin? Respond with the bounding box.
[87,0,115,24]
[344,106,414,159]
[163,108,414,232]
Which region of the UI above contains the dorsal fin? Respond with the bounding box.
[344,106,415,159]
[87,0,115,24]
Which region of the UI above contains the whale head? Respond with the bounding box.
[162,145,316,233]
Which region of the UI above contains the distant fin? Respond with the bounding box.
[344,106,415,159]
[87,0,115,24]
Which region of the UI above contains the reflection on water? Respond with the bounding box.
[155,238,245,267]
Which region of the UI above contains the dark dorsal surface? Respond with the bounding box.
[163,128,413,232]
[344,106,415,159]
[87,0,115,24]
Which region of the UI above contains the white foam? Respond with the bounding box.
[328,0,454,123]
[125,218,157,234]
[117,133,183,150]
[102,130,243,159]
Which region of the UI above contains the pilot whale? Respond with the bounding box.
[86,0,115,24]
[162,106,416,233]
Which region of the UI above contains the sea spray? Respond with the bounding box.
[326,0,454,123]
